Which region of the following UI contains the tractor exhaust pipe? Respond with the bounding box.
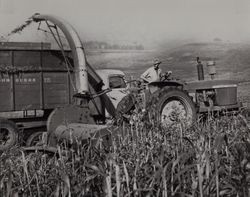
[196,57,204,81]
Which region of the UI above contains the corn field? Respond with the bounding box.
[0,110,250,196]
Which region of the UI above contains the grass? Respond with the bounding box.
[0,108,250,196]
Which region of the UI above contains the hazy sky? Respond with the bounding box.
[0,0,250,47]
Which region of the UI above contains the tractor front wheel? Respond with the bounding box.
[148,88,197,127]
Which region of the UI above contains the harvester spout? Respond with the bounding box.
[26,13,115,150]
[32,13,89,95]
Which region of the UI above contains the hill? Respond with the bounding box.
[87,42,250,82]
[156,42,250,82]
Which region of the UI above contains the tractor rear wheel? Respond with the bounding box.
[148,87,196,127]
[0,119,18,151]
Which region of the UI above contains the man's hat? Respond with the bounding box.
[153,59,162,65]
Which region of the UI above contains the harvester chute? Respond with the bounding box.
[31,13,115,148]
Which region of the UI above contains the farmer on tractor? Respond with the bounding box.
[140,59,162,83]
[140,59,172,83]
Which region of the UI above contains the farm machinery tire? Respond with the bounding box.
[0,119,18,151]
[116,93,136,123]
[26,131,46,147]
[147,87,197,127]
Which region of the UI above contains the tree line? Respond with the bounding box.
[84,41,144,50]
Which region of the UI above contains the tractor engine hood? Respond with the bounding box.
[185,79,238,92]
[185,79,239,107]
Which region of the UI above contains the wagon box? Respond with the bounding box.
[0,43,117,126]
[0,43,74,120]
[0,42,78,150]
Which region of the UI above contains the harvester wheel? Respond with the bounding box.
[26,131,46,147]
[148,87,196,127]
[116,93,136,123]
[0,119,18,151]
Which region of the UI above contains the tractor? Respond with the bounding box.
[116,60,241,128]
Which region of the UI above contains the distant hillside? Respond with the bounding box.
[156,42,250,82]
[87,41,250,82]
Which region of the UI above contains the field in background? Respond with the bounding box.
[86,42,250,107]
